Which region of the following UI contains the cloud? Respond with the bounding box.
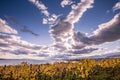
[0,18,17,34]
[72,13,120,49]
[61,0,74,7]
[0,21,58,60]
[66,0,94,23]
[28,0,60,25]
[0,33,52,60]
[28,0,94,54]
[43,14,61,25]
[49,19,74,51]
[49,0,94,51]
[27,0,120,61]
[1,34,35,49]
[90,47,120,58]
[90,13,120,44]
[68,47,98,54]
[113,1,120,11]
[50,53,72,61]
[0,20,51,60]
[29,0,49,16]
[65,13,120,59]
[68,47,120,60]
[71,31,90,49]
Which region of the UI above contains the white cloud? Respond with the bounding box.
[61,0,74,7]
[68,47,120,60]
[48,0,95,57]
[28,0,60,25]
[0,19,67,61]
[0,33,51,60]
[43,14,61,25]
[2,0,118,61]
[0,18,17,34]
[91,13,120,44]
[113,1,120,11]
[49,0,94,53]
[29,0,49,16]
[66,0,94,23]
[72,13,120,48]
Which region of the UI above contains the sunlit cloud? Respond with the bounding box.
[0,18,17,34]
[72,13,120,47]
[66,0,94,23]
[28,0,60,25]
[113,1,120,11]
[61,0,74,7]
[49,0,94,53]
[0,22,51,60]
[43,14,61,25]
[90,13,120,44]
[29,0,49,16]
[0,0,120,61]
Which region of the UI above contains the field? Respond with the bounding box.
[0,58,120,80]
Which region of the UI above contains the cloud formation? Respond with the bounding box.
[113,1,120,11]
[0,18,51,60]
[50,0,94,52]
[50,0,120,56]
[0,33,51,60]
[29,0,49,16]
[29,0,60,25]
[71,31,90,49]
[43,14,60,25]
[61,0,74,7]
[0,18,17,34]
[68,47,120,60]
[72,13,120,48]
[68,47,98,54]
[66,0,94,23]
[1,0,120,61]
[90,13,120,44]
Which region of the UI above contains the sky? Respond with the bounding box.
[0,0,120,62]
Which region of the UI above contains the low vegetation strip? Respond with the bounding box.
[0,58,120,80]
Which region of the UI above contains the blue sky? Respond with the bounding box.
[0,0,120,62]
